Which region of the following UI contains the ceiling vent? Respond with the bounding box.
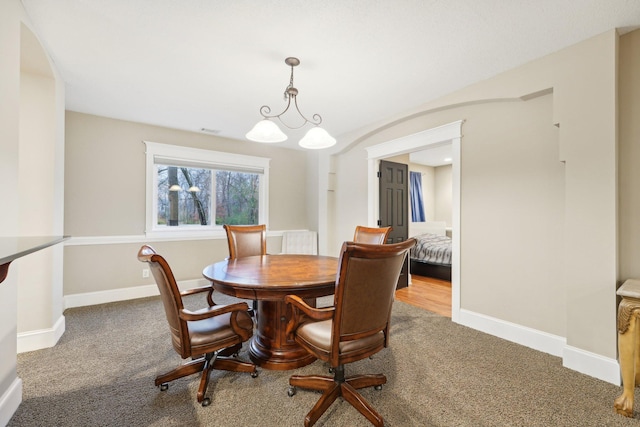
[200,128,221,134]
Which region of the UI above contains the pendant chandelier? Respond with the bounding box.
[246,57,336,149]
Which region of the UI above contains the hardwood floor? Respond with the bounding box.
[395,275,451,317]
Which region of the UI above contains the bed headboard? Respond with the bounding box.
[410,221,447,237]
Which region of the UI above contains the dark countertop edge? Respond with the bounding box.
[0,236,70,265]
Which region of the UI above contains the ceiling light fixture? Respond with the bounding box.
[246,57,336,149]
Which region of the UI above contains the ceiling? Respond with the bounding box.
[410,145,453,167]
[21,1,640,152]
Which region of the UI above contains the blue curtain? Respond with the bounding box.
[410,171,425,222]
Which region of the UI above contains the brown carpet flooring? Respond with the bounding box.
[8,294,640,427]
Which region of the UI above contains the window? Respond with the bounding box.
[144,141,270,238]
[157,165,212,226]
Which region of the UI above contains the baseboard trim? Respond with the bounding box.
[458,308,566,356]
[0,377,22,427]
[17,315,66,354]
[563,344,621,386]
[63,278,209,310]
[458,308,620,385]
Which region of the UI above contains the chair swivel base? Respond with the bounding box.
[288,365,386,427]
[156,345,257,407]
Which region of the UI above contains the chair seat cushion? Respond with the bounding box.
[187,309,253,354]
[296,319,385,360]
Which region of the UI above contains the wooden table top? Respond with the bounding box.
[202,254,338,300]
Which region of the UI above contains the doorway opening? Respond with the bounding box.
[365,120,463,322]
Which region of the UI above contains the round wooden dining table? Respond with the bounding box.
[202,254,338,370]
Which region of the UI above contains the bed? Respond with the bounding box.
[409,221,452,281]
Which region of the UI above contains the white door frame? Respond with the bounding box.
[365,120,463,322]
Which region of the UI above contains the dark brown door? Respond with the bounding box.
[379,160,409,289]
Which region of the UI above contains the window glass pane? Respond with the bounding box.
[146,142,269,235]
[157,165,212,226]
[215,171,260,225]
[156,165,261,227]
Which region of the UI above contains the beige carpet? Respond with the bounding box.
[8,294,639,426]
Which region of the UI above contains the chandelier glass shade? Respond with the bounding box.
[299,126,337,150]
[246,57,336,149]
[246,119,288,143]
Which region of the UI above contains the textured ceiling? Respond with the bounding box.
[21,0,640,152]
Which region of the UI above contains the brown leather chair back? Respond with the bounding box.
[330,238,415,366]
[138,244,256,407]
[137,245,190,357]
[285,238,416,425]
[223,224,267,259]
[353,226,392,244]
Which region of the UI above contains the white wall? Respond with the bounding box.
[62,112,314,301]
[461,94,564,334]
[0,2,23,424]
[326,30,620,384]
[0,0,66,423]
[618,29,640,280]
[434,165,452,226]
[18,63,65,347]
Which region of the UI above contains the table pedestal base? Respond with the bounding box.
[249,299,317,370]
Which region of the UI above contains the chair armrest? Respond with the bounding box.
[180,285,212,296]
[285,295,334,339]
[180,284,215,306]
[285,295,334,320]
[179,301,249,322]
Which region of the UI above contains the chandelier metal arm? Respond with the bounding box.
[257,96,322,130]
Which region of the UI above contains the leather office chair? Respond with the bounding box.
[285,238,416,427]
[138,245,257,407]
[223,224,267,259]
[223,224,267,317]
[353,225,392,244]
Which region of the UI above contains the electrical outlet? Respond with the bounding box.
[142,269,150,278]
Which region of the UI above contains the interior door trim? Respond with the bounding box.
[365,120,463,323]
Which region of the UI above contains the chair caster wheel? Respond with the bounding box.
[287,386,297,397]
[251,370,259,378]
[374,385,382,391]
[201,397,211,407]
[160,383,169,391]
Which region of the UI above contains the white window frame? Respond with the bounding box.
[144,141,270,239]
